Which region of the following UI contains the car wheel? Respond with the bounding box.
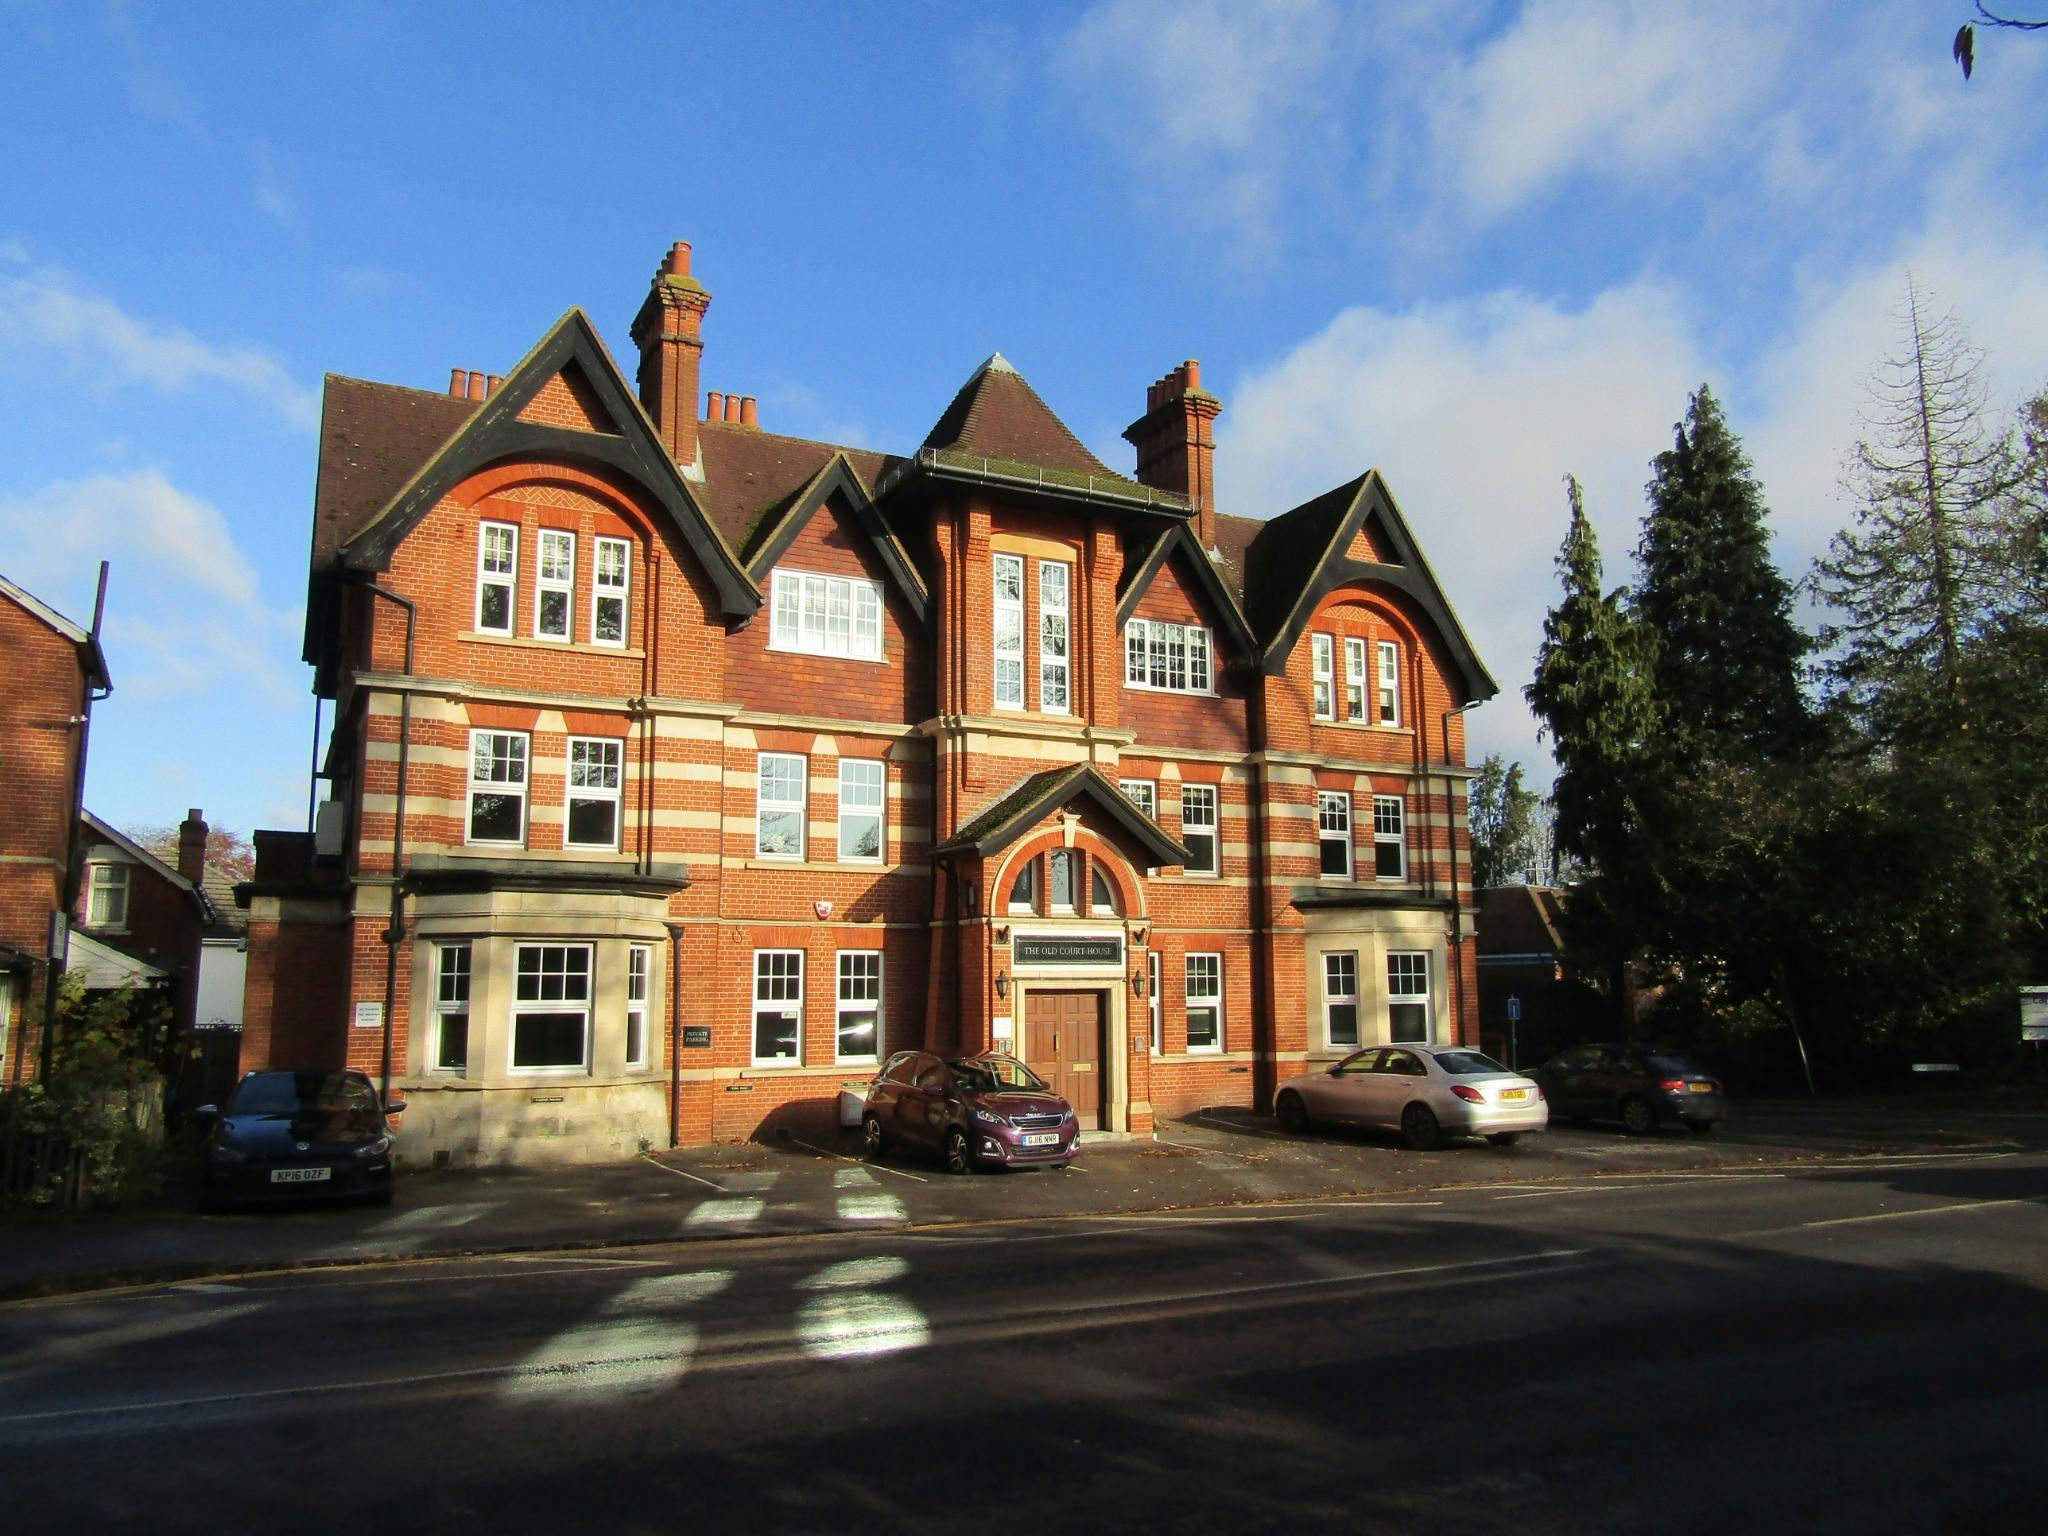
[1275,1091,1308,1133]
[1486,1132,1521,1147]
[944,1127,976,1175]
[862,1115,888,1159]
[1401,1102,1443,1151]
[1684,1118,1716,1136]
[1621,1096,1658,1136]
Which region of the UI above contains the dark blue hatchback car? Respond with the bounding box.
[198,1069,404,1209]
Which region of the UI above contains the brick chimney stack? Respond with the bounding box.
[630,240,712,471]
[177,808,208,884]
[1123,359,1222,550]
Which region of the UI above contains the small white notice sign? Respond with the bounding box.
[353,1002,384,1030]
[992,1015,1013,1042]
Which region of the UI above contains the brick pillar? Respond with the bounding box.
[630,241,712,471]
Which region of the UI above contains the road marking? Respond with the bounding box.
[1190,1113,1292,1141]
[1736,1197,2036,1237]
[637,1157,725,1191]
[788,1136,929,1183]
[1151,1136,1263,1163]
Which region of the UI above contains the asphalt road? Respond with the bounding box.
[2,1148,2043,1535]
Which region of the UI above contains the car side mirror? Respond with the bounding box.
[1327,1065,1345,1076]
[194,1104,219,1121]
[384,1098,407,1117]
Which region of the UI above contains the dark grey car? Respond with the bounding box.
[1532,1044,1727,1135]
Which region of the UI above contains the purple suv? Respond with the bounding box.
[862,1051,1078,1174]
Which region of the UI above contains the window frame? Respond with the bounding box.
[1180,784,1219,878]
[1318,790,1353,880]
[753,949,804,1067]
[625,943,651,1070]
[431,942,470,1074]
[1344,637,1367,722]
[1007,855,1039,915]
[467,729,529,847]
[835,950,883,1065]
[836,758,885,863]
[1324,950,1360,1050]
[1387,951,1432,1044]
[1125,617,1214,695]
[1377,639,1401,726]
[509,942,593,1074]
[1038,559,1072,714]
[1311,633,1334,719]
[565,736,624,852]
[756,752,807,861]
[534,528,575,642]
[591,535,630,648]
[1048,848,1077,914]
[1148,952,1162,1054]
[86,861,131,929]
[1119,779,1157,820]
[1373,794,1407,882]
[476,521,518,637]
[768,568,885,662]
[1185,952,1223,1053]
[993,554,1026,709]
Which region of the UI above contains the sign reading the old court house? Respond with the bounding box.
[1014,935,1124,968]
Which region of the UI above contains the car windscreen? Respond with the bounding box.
[950,1058,1046,1092]
[231,1072,378,1115]
[1434,1050,1511,1075]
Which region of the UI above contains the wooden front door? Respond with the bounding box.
[1025,990,1106,1130]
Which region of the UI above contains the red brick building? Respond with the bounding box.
[0,571,111,1088]
[242,241,1495,1164]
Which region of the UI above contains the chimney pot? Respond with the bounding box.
[1183,359,1201,391]
[466,371,486,400]
[725,394,740,422]
[706,391,725,420]
[486,374,503,396]
[666,240,691,277]
[739,395,758,428]
[450,367,467,396]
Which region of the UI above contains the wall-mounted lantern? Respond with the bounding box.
[994,969,1009,1000]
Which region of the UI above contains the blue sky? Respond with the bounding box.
[5,1,2047,840]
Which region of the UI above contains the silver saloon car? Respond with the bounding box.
[1274,1045,1548,1149]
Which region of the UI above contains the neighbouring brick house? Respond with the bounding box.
[0,571,111,1089]
[241,240,1495,1165]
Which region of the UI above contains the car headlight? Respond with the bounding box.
[209,1144,249,1165]
[353,1137,392,1159]
[970,1107,1008,1127]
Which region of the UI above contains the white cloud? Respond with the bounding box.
[0,262,317,427]
[1425,1,1782,222]
[252,139,300,225]
[0,239,27,266]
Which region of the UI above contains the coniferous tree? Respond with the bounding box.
[1633,384,1810,766]
[1469,754,1541,887]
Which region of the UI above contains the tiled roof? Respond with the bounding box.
[1476,885,1569,956]
[920,355,1131,484]
[1239,474,1365,641]
[695,419,898,554]
[936,763,1188,867]
[313,377,477,567]
[200,863,249,939]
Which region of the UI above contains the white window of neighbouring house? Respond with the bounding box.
[536,529,575,641]
[769,570,884,660]
[1126,618,1212,694]
[477,521,517,636]
[1007,856,1039,915]
[592,536,630,647]
[757,753,807,859]
[86,862,131,928]
[566,738,624,851]
[994,554,1025,708]
[1049,849,1076,913]
[1324,950,1360,1049]
[838,759,884,862]
[1311,633,1334,719]
[1377,639,1401,725]
[1180,784,1218,877]
[1344,637,1367,722]
[1148,952,1161,1053]
[836,951,881,1064]
[1186,953,1222,1052]
[753,949,803,1065]
[1388,951,1431,1043]
[1318,791,1353,879]
[1373,794,1406,881]
[468,731,528,845]
[1119,779,1156,819]
[511,943,592,1071]
[626,944,651,1069]
[1039,560,1071,713]
[433,943,470,1073]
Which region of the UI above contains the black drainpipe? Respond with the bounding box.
[1440,701,1478,1044]
[40,562,111,1082]
[666,920,684,1147]
[358,580,416,1108]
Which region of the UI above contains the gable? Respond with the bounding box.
[935,764,1188,868]
[514,361,615,435]
[1114,523,1256,668]
[742,455,929,626]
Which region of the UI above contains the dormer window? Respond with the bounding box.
[1125,618,1213,694]
[769,570,883,660]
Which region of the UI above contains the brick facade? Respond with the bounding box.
[242,246,1494,1166]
